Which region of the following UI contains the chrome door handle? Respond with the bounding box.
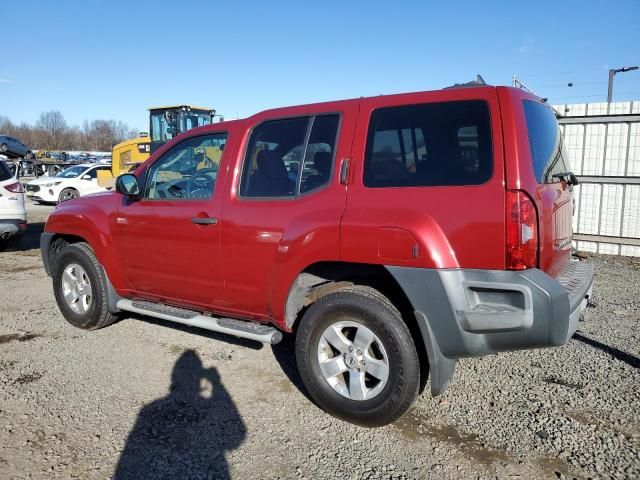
[191,217,218,225]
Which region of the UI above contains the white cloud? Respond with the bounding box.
[0,78,12,85]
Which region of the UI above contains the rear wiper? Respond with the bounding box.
[552,171,579,186]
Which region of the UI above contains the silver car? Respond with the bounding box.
[0,135,34,159]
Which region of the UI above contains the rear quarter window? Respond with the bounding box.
[0,161,12,181]
[363,100,493,188]
[523,100,571,183]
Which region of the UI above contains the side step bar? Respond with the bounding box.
[116,299,283,345]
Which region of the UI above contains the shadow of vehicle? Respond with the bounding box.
[1,222,45,252]
[270,333,313,403]
[136,315,264,351]
[574,332,640,370]
[114,350,247,479]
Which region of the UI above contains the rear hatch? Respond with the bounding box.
[520,98,573,278]
[0,161,27,219]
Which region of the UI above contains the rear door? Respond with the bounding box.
[341,88,506,270]
[510,92,573,277]
[220,103,359,320]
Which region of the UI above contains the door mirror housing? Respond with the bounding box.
[116,174,141,197]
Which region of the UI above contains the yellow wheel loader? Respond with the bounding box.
[98,105,217,188]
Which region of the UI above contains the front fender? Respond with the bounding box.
[43,197,129,292]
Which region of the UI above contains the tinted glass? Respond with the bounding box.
[85,168,98,179]
[523,100,571,183]
[145,133,227,200]
[56,166,85,178]
[0,161,12,181]
[364,100,492,187]
[300,115,339,193]
[240,117,309,197]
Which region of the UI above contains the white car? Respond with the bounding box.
[25,164,112,204]
[0,161,27,248]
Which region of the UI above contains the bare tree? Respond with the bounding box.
[1,112,139,152]
[36,111,68,149]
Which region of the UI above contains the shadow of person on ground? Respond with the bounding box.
[114,349,246,479]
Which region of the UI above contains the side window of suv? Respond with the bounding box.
[240,115,339,198]
[145,133,227,200]
[522,100,571,184]
[363,100,493,187]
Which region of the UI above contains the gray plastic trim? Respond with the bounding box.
[386,264,594,395]
[100,266,122,314]
[40,232,54,277]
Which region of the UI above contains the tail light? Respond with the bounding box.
[4,182,24,193]
[506,190,538,270]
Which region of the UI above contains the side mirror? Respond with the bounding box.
[115,174,141,197]
[568,172,579,186]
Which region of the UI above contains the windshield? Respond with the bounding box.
[56,166,86,178]
[150,109,212,143]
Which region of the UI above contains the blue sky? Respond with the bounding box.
[1,0,639,132]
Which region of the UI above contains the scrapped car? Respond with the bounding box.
[0,160,26,248]
[25,163,111,203]
[41,85,593,426]
[0,135,34,159]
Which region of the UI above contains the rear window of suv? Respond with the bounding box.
[523,100,571,184]
[0,161,12,181]
[363,100,493,188]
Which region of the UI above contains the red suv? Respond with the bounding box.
[41,85,593,426]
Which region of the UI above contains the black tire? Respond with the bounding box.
[58,188,79,203]
[295,285,420,427]
[24,151,34,159]
[0,143,7,153]
[52,242,118,330]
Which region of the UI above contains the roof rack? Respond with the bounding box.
[443,75,489,89]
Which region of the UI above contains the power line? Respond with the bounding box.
[549,91,640,101]
[514,68,609,79]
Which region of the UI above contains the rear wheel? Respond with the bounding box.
[0,143,7,153]
[52,242,118,330]
[295,285,420,427]
[24,151,34,159]
[58,188,79,203]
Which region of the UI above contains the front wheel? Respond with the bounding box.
[0,143,7,152]
[295,285,421,427]
[24,151,34,159]
[58,188,79,203]
[52,242,118,330]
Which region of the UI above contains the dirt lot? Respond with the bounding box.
[0,202,639,479]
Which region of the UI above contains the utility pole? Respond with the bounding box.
[607,66,638,103]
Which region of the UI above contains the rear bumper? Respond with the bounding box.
[386,261,594,395]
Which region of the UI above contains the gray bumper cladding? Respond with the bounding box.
[386,262,594,396]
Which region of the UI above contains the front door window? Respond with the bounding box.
[145,133,227,200]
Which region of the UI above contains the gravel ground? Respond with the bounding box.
[0,202,639,479]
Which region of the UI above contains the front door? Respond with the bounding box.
[112,132,228,308]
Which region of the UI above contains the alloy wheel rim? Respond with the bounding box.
[61,263,92,314]
[317,320,389,401]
